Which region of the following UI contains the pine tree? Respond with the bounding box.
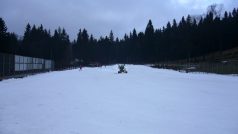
[145,20,154,36]
[23,23,31,44]
[144,20,155,62]
[132,28,137,39]
[109,30,114,43]
[166,22,172,29]
[0,18,7,41]
[172,19,177,28]
[77,29,82,44]
[82,29,89,44]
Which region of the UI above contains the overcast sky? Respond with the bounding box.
[0,0,238,40]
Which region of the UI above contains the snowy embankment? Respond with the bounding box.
[0,65,238,134]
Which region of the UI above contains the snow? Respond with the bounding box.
[0,65,238,134]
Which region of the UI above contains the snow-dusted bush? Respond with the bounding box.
[118,64,127,74]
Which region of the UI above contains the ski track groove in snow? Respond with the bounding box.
[0,65,238,134]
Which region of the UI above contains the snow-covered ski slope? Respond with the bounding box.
[0,65,238,134]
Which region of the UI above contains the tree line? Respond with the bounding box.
[1,6,238,69]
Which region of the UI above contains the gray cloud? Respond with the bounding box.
[0,0,238,40]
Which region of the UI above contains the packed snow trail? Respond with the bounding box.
[0,65,238,134]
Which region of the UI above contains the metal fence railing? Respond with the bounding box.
[0,53,54,79]
[153,61,238,74]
